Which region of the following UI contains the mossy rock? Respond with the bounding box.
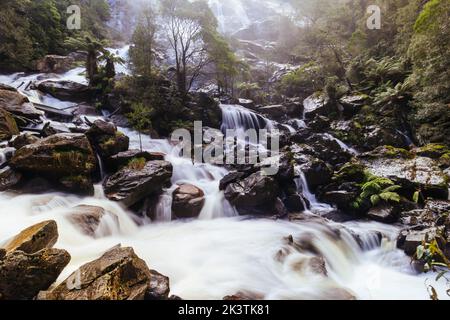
[0,109,19,141]
[416,144,449,159]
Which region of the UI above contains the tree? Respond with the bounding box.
[129,3,157,78]
[127,102,153,151]
[162,0,210,96]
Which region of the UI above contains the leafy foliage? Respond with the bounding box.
[352,172,401,209]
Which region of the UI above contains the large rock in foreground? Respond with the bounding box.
[3,220,58,255]
[10,133,96,194]
[0,248,71,300]
[172,184,205,219]
[38,246,170,300]
[11,133,96,177]
[104,160,173,207]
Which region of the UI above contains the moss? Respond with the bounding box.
[52,151,94,173]
[127,157,147,170]
[333,161,366,183]
[416,143,449,159]
[382,146,414,159]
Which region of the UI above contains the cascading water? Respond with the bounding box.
[0,50,449,300]
[294,166,333,214]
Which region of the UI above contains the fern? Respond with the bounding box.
[352,171,402,209]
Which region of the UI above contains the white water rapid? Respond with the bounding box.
[0,47,449,300]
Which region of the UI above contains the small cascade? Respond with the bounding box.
[96,153,106,182]
[294,166,333,214]
[220,104,274,133]
[322,133,359,155]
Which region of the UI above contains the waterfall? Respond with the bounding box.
[294,166,333,214]
[322,133,359,156]
[220,104,274,133]
[1,51,449,301]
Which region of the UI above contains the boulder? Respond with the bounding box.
[303,94,333,120]
[0,109,19,141]
[2,220,58,254]
[104,160,173,207]
[37,80,92,101]
[224,171,280,215]
[359,154,449,199]
[109,150,165,171]
[295,154,333,191]
[363,126,408,150]
[339,94,368,116]
[86,120,129,159]
[424,200,450,215]
[397,227,444,256]
[67,205,117,237]
[11,133,96,178]
[0,248,70,300]
[0,89,43,121]
[367,204,398,223]
[0,166,21,191]
[305,134,353,166]
[259,102,303,121]
[36,55,75,73]
[9,132,40,149]
[38,246,170,300]
[172,184,205,219]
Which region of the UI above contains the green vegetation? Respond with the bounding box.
[0,0,111,70]
[127,157,147,170]
[352,172,401,209]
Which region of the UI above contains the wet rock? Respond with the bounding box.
[147,270,170,300]
[67,205,118,237]
[339,94,368,117]
[0,109,19,141]
[224,171,280,214]
[59,175,95,196]
[424,200,450,215]
[363,126,408,150]
[11,133,96,177]
[397,227,445,256]
[9,132,40,149]
[292,256,328,277]
[0,249,5,260]
[359,154,449,199]
[305,134,352,166]
[109,150,165,171]
[36,55,75,73]
[285,193,309,212]
[104,160,173,207]
[86,119,129,159]
[415,144,449,159]
[399,209,436,227]
[172,184,205,219]
[37,80,92,101]
[309,115,331,132]
[259,102,303,121]
[238,99,255,109]
[303,93,333,120]
[39,246,169,300]
[0,248,70,300]
[320,190,358,211]
[2,220,58,254]
[0,166,21,191]
[219,171,247,191]
[367,204,398,223]
[296,154,333,191]
[0,89,44,121]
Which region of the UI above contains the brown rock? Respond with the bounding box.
[67,205,118,237]
[0,248,70,300]
[39,246,170,300]
[3,220,58,254]
[172,184,205,219]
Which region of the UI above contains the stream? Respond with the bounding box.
[0,47,448,300]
